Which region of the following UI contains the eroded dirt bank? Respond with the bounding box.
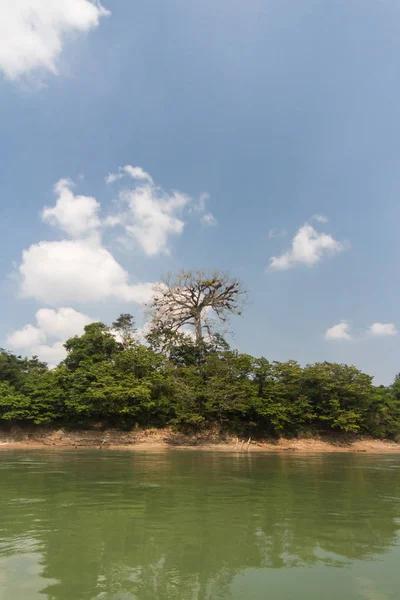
[0,426,399,453]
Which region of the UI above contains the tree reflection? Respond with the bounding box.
[0,451,399,599]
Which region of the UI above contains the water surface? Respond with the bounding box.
[0,450,400,599]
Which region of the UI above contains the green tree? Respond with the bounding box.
[301,362,373,433]
[0,381,32,422]
[1,309,400,440]
[0,349,47,389]
[255,360,313,435]
[202,352,258,429]
[64,322,119,370]
[112,313,136,350]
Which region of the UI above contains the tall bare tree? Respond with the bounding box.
[148,270,246,347]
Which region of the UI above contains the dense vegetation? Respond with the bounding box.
[1,316,400,439]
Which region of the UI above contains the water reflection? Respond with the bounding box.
[0,451,399,600]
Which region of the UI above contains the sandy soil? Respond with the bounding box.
[0,426,399,453]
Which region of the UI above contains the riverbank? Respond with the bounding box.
[0,426,400,452]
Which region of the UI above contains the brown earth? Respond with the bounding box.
[0,425,399,453]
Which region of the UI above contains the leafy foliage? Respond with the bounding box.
[1,319,400,438]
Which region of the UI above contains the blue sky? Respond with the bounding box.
[1,0,400,383]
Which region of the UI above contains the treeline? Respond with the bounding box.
[1,319,400,439]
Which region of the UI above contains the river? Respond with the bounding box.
[0,450,399,599]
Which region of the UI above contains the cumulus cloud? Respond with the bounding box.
[106,167,215,248]
[325,321,352,341]
[324,321,397,341]
[105,165,153,185]
[16,170,207,308]
[35,307,95,339]
[0,0,110,81]
[7,324,45,349]
[33,342,68,366]
[201,212,217,226]
[269,223,343,270]
[7,307,95,366]
[18,175,157,306]
[368,323,397,337]
[106,166,190,256]
[42,178,100,238]
[105,172,122,184]
[119,186,187,256]
[122,165,153,184]
[18,238,154,305]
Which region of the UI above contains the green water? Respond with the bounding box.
[1,451,400,600]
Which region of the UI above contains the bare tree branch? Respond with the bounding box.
[147,270,246,349]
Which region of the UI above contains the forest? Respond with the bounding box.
[1,271,399,439]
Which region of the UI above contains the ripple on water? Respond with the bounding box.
[8,498,46,505]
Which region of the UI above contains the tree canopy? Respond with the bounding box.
[0,316,400,439]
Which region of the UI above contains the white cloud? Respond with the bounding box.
[105,165,153,185]
[201,212,217,226]
[368,323,397,337]
[324,321,398,342]
[42,178,100,238]
[33,342,68,366]
[312,214,328,223]
[193,192,209,214]
[120,186,187,255]
[103,215,122,227]
[122,165,153,184]
[18,238,154,305]
[325,321,352,341]
[105,172,122,184]
[189,191,217,226]
[35,307,94,339]
[106,168,189,256]
[0,0,110,81]
[106,167,214,250]
[269,223,343,270]
[7,324,45,349]
[7,307,95,366]
[16,170,204,312]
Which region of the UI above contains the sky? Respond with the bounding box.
[1,0,400,383]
